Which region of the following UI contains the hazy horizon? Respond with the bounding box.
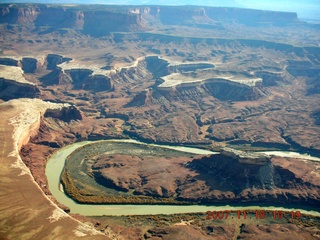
[2,0,320,19]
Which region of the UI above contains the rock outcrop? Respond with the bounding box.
[39,68,64,86]
[254,71,284,86]
[220,147,271,165]
[151,79,264,102]
[145,56,170,78]
[142,55,265,102]
[64,69,113,92]
[86,147,320,208]
[0,57,19,66]
[21,57,37,73]
[84,74,113,92]
[125,89,153,107]
[0,78,39,101]
[44,105,82,122]
[46,54,72,70]
[0,65,40,101]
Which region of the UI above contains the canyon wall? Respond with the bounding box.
[141,6,298,26]
[0,99,106,239]
[0,79,40,101]
[0,4,300,37]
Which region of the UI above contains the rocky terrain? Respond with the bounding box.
[0,99,107,239]
[1,3,320,239]
[88,147,320,208]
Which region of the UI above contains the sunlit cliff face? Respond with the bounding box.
[2,0,319,19]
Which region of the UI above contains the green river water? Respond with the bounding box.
[46,139,320,216]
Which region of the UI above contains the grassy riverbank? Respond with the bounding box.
[61,169,192,205]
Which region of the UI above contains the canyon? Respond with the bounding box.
[1,3,320,240]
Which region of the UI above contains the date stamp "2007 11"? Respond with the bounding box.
[205,210,302,220]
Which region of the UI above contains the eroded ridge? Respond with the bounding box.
[59,141,320,210]
[0,99,107,240]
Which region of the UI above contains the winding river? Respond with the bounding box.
[46,139,320,216]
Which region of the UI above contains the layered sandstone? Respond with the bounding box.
[0,65,40,101]
[0,4,301,37]
[0,99,107,239]
[220,147,271,165]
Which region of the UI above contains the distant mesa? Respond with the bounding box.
[0,4,300,37]
[82,11,145,37]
